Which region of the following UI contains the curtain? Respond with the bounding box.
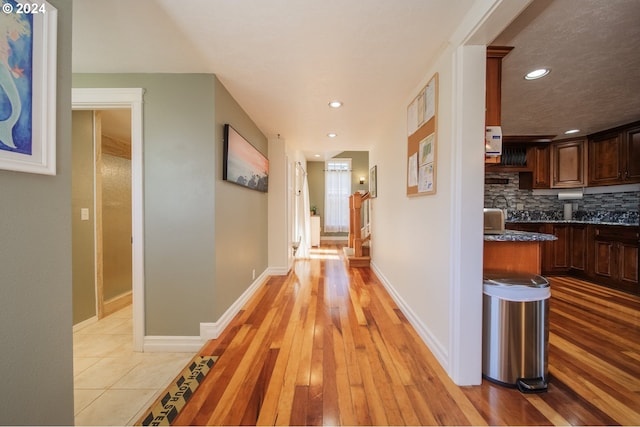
[324,159,351,233]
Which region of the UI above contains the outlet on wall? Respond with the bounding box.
[516,203,524,210]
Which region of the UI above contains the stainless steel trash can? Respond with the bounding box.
[482,272,550,393]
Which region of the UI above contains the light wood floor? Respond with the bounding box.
[170,243,639,426]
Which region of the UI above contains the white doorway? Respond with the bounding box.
[72,88,145,351]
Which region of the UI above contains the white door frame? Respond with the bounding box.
[72,88,145,351]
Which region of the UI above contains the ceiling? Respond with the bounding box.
[72,0,640,157]
[494,0,640,139]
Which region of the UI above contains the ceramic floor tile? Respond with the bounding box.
[73,356,102,376]
[111,355,193,389]
[74,357,141,389]
[111,305,132,319]
[74,388,104,415]
[73,333,132,358]
[76,316,131,335]
[127,389,164,426]
[74,388,158,426]
[73,304,196,426]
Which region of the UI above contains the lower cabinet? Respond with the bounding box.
[570,224,588,273]
[591,225,639,294]
[542,224,570,274]
[505,222,639,294]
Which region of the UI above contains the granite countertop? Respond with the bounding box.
[506,210,639,227]
[506,219,639,227]
[484,230,558,242]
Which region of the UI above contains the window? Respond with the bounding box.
[324,159,351,232]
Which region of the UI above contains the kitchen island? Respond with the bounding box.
[484,230,557,274]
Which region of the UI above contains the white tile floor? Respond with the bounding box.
[73,305,196,426]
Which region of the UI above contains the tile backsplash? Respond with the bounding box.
[485,172,640,224]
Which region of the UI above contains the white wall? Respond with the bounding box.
[268,137,290,274]
[369,0,531,385]
[370,51,455,365]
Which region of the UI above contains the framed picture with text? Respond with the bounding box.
[369,165,377,198]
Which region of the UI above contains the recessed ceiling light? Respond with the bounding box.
[524,68,550,80]
[564,129,580,134]
[314,154,321,158]
[327,133,337,138]
[328,101,343,108]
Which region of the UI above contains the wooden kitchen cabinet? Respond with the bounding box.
[591,225,639,294]
[519,144,551,189]
[551,138,587,188]
[588,120,640,186]
[505,222,544,233]
[542,224,570,275]
[487,136,554,179]
[570,224,588,274]
[485,46,513,127]
[506,222,638,294]
[625,124,640,181]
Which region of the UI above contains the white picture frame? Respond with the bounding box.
[0,1,57,175]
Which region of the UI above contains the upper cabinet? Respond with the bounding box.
[485,46,513,127]
[485,46,513,166]
[551,137,587,188]
[530,144,551,188]
[485,135,553,174]
[627,124,640,182]
[493,121,640,190]
[588,120,640,186]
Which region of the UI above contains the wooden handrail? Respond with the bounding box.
[348,191,371,258]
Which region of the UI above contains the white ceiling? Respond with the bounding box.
[72,0,476,158]
[494,0,640,139]
[73,0,640,158]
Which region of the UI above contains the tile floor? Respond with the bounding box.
[73,305,196,426]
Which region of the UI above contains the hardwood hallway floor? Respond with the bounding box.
[166,243,638,426]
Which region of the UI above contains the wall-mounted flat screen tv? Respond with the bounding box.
[223,124,268,192]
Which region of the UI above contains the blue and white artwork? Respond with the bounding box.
[0,2,33,155]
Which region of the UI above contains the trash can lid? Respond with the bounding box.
[483,272,549,288]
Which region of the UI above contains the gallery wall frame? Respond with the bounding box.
[0,1,57,175]
[369,165,377,198]
[406,73,438,196]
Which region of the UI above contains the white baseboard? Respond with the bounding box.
[142,268,272,352]
[267,266,290,276]
[199,268,270,341]
[370,261,449,371]
[320,235,348,241]
[143,336,205,353]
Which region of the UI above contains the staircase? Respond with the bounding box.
[344,191,371,268]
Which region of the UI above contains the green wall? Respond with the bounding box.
[72,74,269,333]
[72,110,97,323]
[73,74,217,335]
[308,151,369,233]
[0,1,75,424]
[214,77,268,319]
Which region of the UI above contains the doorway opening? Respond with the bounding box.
[72,88,145,351]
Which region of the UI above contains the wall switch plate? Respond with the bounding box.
[81,208,89,221]
[252,269,256,280]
